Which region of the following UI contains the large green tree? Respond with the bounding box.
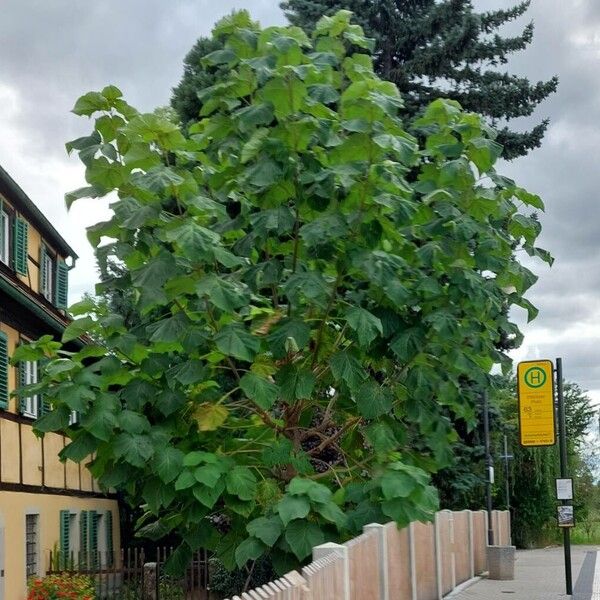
[19,10,549,573]
[281,0,557,159]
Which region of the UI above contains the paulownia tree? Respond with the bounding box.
[16,10,550,573]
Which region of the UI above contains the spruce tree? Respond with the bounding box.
[279,0,558,159]
[171,37,224,131]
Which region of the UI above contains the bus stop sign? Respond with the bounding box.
[517,360,556,447]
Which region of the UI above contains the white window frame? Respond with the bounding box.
[22,361,39,418]
[96,513,106,554]
[0,209,8,265]
[25,513,40,580]
[69,410,78,426]
[42,250,54,301]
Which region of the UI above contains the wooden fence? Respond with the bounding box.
[225,509,511,600]
[47,547,209,599]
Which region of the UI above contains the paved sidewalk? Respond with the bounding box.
[450,546,599,600]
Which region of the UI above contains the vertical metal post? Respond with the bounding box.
[483,390,494,546]
[503,435,511,511]
[556,357,572,596]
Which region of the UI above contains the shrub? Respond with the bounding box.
[27,573,95,600]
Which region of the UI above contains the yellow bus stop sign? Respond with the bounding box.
[517,360,556,447]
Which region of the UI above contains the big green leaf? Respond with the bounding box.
[247,516,283,547]
[330,351,368,389]
[156,447,184,484]
[284,520,325,560]
[277,495,310,526]
[345,307,383,347]
[239,372,279,409]
[235,537,267,568]
[214,325,260,362]
[275,365,316,402]
[226,466,257,501]
[355,381,393,419]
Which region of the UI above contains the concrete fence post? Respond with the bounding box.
[312,542,350,600]
[450,511,456,590]
[434,512,443,600]
[364,523,389,600]
[408,522,417,600]
[467,510,474,579]
[142,563,157,600]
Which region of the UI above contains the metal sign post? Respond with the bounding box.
[500,435,513,511]
[517,358,572,595]
[483,390,494,546]
[556,358,572,596]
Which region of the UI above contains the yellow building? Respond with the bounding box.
[0,165,120,599]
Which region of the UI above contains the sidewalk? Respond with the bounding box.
[449,546,598,600]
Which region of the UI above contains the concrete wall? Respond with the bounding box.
[0,491,120,600]
[226,510,512,600]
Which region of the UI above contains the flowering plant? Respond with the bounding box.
[27,573,95,600]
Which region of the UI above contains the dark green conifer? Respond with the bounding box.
[280,0,557,158]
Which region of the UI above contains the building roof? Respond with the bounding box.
[0,164,79,260]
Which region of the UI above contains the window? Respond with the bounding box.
[69,410,78,426]
[0,208,9,265]
[41,247,54,302]
[26,514,39,578]
[21,361,39,418]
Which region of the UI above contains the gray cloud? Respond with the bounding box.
[2,0,600,397]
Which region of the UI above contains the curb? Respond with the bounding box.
[443,574,486,598]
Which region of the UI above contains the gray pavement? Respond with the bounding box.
[449,546,600,600]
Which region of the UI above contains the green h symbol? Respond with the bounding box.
[525,366,546,388]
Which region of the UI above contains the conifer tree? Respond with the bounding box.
[280,0,557,158]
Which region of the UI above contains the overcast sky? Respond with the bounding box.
[2,1,600,405]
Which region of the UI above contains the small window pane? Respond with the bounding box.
[42,252,54,301]
[0,211,8,265]
[23,361,39,418]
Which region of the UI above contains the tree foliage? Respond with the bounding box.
[18,11,549,572]
[280,0,558,159]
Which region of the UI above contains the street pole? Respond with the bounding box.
[556,357,572,596]
[483,390,494,546]
[502,435,511,512]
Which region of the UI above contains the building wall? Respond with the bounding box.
[0,492,120,600]
[0,194,68,296]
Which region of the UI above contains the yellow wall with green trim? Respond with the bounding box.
[0,492,120,600]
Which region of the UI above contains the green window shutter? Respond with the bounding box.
[89,510,98,553]
[105,511,114,566]
[55,260,69,309]
[39,358,51,415]
[59,510,70,569]
[13,217,28,275]
[39,245,47,298]
[0,332,8,409]
[80,510,89,566]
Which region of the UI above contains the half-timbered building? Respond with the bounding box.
[0,165,120,599]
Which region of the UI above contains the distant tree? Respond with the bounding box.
[279,0,557,159]
[490,375,595,547]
